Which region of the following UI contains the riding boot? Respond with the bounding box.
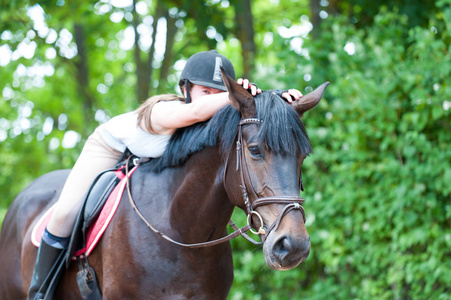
[28,229,69,300]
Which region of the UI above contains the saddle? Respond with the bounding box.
[68,166,124,300]
[66,167,121,264]
[31,155,144,299]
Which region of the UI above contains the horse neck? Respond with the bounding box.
[169,147,235,243]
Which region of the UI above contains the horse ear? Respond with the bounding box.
[291,82,329,117]
[220,67,256,118]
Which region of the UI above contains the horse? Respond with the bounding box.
[0,70,328,299]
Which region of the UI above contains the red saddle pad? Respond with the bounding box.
[31,166,138,258]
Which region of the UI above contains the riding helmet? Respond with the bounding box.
[179,50,236,103]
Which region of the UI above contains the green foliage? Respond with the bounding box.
[342,0,440,29]
[228,3,451,299]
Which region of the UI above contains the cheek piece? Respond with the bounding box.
[185,79,191,104]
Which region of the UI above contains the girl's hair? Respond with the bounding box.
[136,94,184,134]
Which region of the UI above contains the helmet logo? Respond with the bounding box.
[212,57,223,82]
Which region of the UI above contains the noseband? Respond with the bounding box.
[232,118,306,242]
[127,118,306,248]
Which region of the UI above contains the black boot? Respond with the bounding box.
[28,237,67,300]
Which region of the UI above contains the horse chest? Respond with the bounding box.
[96,220,234,298]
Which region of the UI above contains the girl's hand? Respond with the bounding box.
[280,89,303,103]
[267,89,304,103]
[237,78,262,96]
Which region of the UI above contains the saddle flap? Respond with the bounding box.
[66,169,123,267]
[83,171,121,231]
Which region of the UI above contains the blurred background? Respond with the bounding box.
[1,0,450,299]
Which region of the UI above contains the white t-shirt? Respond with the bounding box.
[97,111,172,158]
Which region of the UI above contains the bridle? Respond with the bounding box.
[230,118,306,243]
[126,117,306,248]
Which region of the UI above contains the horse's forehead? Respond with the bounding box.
[241,123,261,137]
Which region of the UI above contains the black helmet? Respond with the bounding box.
[179,50,236,103]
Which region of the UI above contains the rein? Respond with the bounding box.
[125,157,256,248]
[125,117,306,248]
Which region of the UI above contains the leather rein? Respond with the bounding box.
[126,117,306,248]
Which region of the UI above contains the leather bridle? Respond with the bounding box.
[230,118,306,243]
[126,117,306,248]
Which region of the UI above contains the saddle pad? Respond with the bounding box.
[31,166,138,258]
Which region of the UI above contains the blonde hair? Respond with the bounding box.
[136,94,184,134]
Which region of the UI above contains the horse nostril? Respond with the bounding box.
[272,236,293,260]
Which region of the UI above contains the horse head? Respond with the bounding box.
[221,68,328,270]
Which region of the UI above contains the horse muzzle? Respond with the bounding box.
[255,203,310,270]
[263,230,310,270]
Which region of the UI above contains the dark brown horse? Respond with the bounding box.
[0,72,328,299]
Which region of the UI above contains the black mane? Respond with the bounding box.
[149,92,312,173]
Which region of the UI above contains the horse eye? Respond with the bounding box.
[248,146,261,157]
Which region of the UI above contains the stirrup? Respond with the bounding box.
[76,254,102,299]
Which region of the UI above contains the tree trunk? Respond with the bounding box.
[132,0,146,103]
[310,0,321,39]
[232,0,256,78]
[158,11,177,93]
[328,0,341,15]
[73,23,95,135]
[133,0,164,102]
[145,0,165,99]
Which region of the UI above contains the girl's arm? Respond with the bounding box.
[149,92,230,135]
